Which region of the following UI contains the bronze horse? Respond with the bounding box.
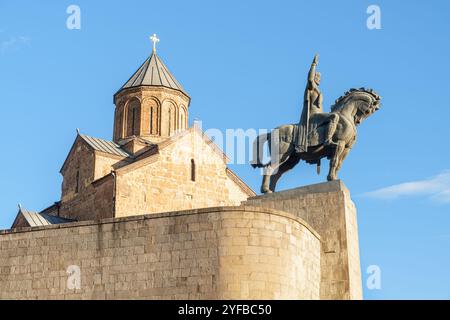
[251,88,381,193]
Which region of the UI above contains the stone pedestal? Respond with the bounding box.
[243,180,362,300]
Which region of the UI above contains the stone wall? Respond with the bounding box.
[243,180,362,300]
[55,129,252,222]
[61,138,95,203]
[59,139,121,222]
[0,206,320,300]
[59,173,115,222]
[114,131,253,218]
[93,153,123,181]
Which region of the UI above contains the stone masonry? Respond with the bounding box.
[0,206,320,300]
[55,127,254,223]
[114,128,254,218]
[0,180,363,300]
[243,180,362,299]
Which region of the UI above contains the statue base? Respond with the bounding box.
[244,180,363,300]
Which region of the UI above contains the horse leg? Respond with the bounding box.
[335,147,350,173]
[261,162,275,194]
[259,126,295,194]
[269,155,301,192]
[334,138,356,175]
[261,173,272,193]
[336,141,354,171]
[327,141,346,181]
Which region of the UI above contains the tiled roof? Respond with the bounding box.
[118,51,188,96]
[79,134,130,157]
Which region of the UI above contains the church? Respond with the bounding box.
[11,37,254,228]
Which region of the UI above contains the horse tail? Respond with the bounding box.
[251,132,271,168]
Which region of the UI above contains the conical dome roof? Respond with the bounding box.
[117,51,188,96]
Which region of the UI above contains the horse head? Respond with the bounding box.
[331,88,382,125]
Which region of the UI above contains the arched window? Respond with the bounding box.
[190,159,196,182]
[161,101,176,136]
[145,99,159,135]
[126,99,141,137]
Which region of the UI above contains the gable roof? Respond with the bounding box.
[79,134,130,157]
[117,51,188,97]
[60,134,131,173]
[11,207,76,229]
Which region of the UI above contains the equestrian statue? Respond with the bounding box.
[251,54,382,194]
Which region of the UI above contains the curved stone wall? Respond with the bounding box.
[0,206,320,299]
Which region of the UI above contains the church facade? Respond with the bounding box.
[12,48,254,228]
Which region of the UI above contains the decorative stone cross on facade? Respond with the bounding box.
[150,33,160,52]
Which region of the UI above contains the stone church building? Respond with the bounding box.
[2,42,362,300]
[12,47,254,228]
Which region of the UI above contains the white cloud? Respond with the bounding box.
[363,170,450,204]
[431,189,450,204]
[0,35,31,53]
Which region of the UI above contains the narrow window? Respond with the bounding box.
[168,108,172,134]
[131,107,137,135]
[75,170,80,193]
[150,107,153,134]
[190,159,196,182]
[115,109,123,140]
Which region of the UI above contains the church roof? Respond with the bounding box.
[79,134,130,158]
[11,207,75,229]
[60,134,131,174]
[118,51,188,96]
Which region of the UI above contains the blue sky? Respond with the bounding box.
[1,0,449,299]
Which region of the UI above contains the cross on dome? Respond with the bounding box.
[150,33,160,53]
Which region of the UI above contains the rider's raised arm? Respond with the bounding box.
[307,54,319,89]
